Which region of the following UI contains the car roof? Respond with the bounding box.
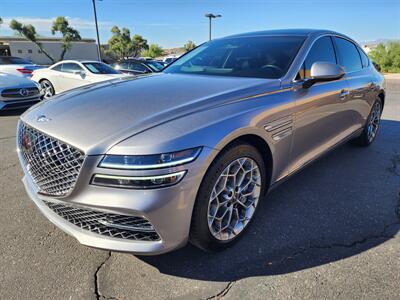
[55,60,101,64]
[117,59,157,64]
[224,28,343,38]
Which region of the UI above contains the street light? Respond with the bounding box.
[205,13,222,41]
[92,0,102,61]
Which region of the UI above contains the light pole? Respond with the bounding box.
[92,0,102,61]
[205,13,221,41]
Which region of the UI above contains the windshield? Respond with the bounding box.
[164,36,305,79]
[83,62,121,74]
[146,61,164,72]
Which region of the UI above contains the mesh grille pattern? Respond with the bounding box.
[17,122,85,196]
[44,201,160,241]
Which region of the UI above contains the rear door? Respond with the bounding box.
[289,36,350,172]
[333,37,376,129]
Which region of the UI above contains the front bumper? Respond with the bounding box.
[0,97,40,110]
[20,148,217,255]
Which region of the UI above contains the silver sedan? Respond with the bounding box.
[16,29,385,255]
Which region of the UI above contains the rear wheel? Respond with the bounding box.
[40,79,55,99]
[190,143,267,251]
[352,98,382,146]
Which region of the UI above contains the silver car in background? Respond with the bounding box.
[16,29,385,255]
[0,72,42,111]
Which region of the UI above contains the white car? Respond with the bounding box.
[31,60,128,99]
[0,56,44,78]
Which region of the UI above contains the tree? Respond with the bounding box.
[369,42,400,73]
[106,26,148,60]
[51,17,81,61]
[9,19,55,63]
[141,43,164,58]
[184,40,196,52]
[131,34,149,57]
[0,17,3,26]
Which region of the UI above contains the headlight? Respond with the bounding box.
[99,147,202,170]
[91,171,186,189]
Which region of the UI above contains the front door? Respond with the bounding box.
[289,36,350,173]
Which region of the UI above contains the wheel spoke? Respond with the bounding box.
[207,156,262,241]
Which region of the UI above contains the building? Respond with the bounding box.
[0,36,99,65]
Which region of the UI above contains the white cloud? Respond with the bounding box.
[1,16,113,32]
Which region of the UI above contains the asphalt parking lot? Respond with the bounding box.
[0,76,399,300]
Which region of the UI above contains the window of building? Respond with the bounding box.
[17,50,22,54]
[28,49,33,54]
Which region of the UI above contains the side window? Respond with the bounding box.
[357,48,369,68]
[334,37,362,72]
[62,63,83,73]
[118,62,130,69]
[303,36,336,79]
[51,64,63,71]
[130,63,147,72]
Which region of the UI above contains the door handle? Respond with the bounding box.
[340,89,350,100]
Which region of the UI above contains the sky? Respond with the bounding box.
[0,0,399,48]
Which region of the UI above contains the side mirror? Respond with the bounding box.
[303,62,345,89]
[372,61,381,72]
[73,70,86,77]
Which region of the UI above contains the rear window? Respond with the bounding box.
[83,62,120,74]
[357,48,370,68]
[334,37,363,72]
[146,61,164,72]
[0,57,32,65]
[164,36,306,79]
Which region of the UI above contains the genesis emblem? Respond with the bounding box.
[37,115,52,123]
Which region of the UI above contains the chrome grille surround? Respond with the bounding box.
[44,201,160,241]
[17,122,85,197]
[1,87,39,99]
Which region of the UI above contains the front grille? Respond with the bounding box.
[17,122,85,196]
[2,87,39,98]
[44,201,160,241]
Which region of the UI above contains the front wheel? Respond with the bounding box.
[190,143,267,252]
[352,98,382,146]
[40,79,55,99]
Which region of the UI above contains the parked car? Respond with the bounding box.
[31,60,128,99]
[163,56,178,65]
[17,29,384,255]
[112,59,164,75]
[0,56,44,78]
[0,72,42,111]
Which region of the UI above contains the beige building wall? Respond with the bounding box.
[1,39,98,65]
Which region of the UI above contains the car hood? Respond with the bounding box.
[21,73,281,154]
[0,72,36,88]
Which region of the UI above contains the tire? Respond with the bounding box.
[190,143,267,252]
[352,98,382,146]
[40,79,55,99]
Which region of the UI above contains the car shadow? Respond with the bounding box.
[137,119,400,281]
[0,108,28,116]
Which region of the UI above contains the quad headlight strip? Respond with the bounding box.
[94,147,202,189]
[91,171,187,189]
[99,147,202,170]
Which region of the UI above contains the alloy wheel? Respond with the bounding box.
[207,157,262,241]
[40,81,54,99]
[367,101,381,142]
